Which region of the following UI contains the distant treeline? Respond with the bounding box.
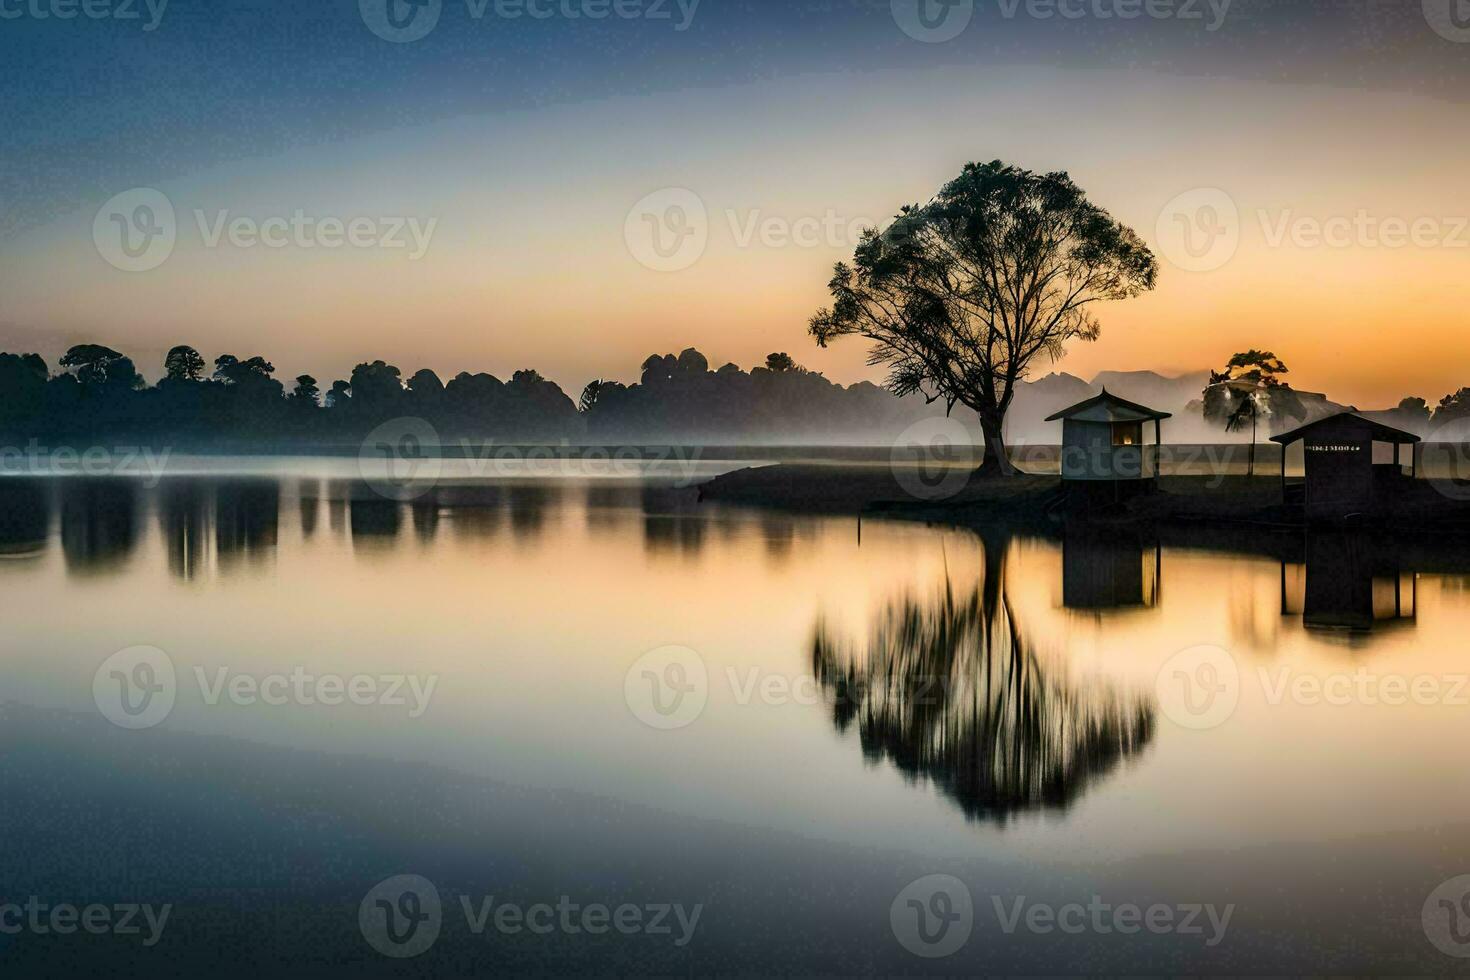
[0,344,948,447]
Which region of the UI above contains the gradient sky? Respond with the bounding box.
[2,0,1467,409]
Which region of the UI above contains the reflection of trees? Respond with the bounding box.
[158,479,210,580]
[812,539,1153,824]
[215,481,279,568]
[0,480,48,557]
[506,484,552,541]
[641,485,704,557]
[350,496,401,541]
[411,496,440,542]
[60,479,138,574]
[298,480,321,539]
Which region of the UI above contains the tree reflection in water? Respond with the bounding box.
[811,536,1154,824]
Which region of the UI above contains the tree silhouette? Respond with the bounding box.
[326,379,352,408]
[579,379,607,413]
[1203,350,1305,476]
[164,345,205,383]
[0,342,971,447]
[290,374,320,406]
[811,161,1157,476]
[764,352,799,373]
[1434,388,1470,426]
[60,345,137,388]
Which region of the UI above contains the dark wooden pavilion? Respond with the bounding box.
[1269,412,1420,523]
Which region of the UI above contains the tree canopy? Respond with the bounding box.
[811,160,1157,473]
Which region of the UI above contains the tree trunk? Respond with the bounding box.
[976,413,1018,478]
[1248,411,1257,478]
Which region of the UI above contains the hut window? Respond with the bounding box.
[1111,422,1143,447]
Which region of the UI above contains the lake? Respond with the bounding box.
[2,462,1468,974]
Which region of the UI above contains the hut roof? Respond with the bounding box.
[1269,411,1421,446]
[1045,388,1172,424]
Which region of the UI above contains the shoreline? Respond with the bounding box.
[696,463,1470,564]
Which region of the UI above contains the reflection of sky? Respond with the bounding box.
[3,0,1468,403]
[5,475,1470,868]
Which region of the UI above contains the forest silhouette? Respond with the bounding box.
[0,344,951,448]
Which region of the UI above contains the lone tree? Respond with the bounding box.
[163,345,205,383]
[1203,350,1305,477]
[810,161,1158,475]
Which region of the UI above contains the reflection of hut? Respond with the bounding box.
[1270,413,1419,523]
[1062,531,1160,610]
[1046,390,1170,498]
[1280,531,1416,632]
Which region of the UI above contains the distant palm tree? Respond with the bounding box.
[1203,350,1305,477]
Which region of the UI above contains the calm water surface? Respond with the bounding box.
[3,462,1468,974]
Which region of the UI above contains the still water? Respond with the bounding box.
[2,464,1468,974]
